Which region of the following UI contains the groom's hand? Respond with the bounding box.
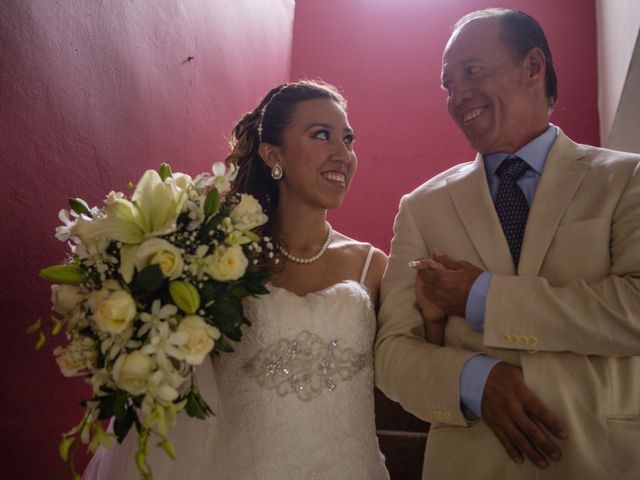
[482,362,567,469]
[421,252,483,317]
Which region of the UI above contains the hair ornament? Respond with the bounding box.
[257,84,289,142]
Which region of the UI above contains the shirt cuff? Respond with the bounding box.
[465,271,492,331]
[459,354,501,419]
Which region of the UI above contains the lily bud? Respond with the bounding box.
[135,451,147,472]
[39,264,84,285]
[159,163,173,181]
[169,281,200,314]
[158,438,176,460]
[59,436,75,462]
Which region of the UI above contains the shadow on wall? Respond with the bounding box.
[0,1,294,478]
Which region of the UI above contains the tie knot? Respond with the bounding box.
[496,156,530,181]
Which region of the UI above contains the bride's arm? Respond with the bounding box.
[413,259,446,345]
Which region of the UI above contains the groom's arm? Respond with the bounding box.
[422,255,567,468]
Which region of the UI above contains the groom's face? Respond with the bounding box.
[441,17,540,154]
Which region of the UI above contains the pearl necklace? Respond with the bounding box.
[278,224,333,264]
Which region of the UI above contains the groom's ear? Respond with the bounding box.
[258,143,281,169]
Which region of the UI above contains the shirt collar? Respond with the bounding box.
[484,124,558,181]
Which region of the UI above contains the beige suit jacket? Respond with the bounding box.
[375,131,640,480]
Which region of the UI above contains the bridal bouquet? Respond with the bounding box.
[31,162,272,479]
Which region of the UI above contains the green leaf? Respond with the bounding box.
[211,301,242,330]
[244,269,271,282]
[68,198,92,217]
[131,394,145,409]
[223,327,243,342]
[230,285,251,299]
[243,280,270,295]
[97,396,115,420]
[39,264,84,285]
[204,188,220,216]
[113,405,136,442]
[209,296,244,341]
[114,392,127,419]
[129,264,164,294]
[159,163,173,181]
[215,335,234,353]
[96,390,128,421]
[184,389,213,419]
[241,270,271,295]
[199,282,217,305]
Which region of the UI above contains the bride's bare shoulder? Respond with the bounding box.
[330,231,383,256]
[330,231,388,292]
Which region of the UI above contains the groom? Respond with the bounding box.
[375,8,640,480]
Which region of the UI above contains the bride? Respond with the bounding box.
[83,80,390,479]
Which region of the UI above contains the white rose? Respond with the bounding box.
[92,289,137,334]
[176,315,220,365]
[112,351,153,395]
[135,238,184,279]
[54,337,98,377]
[204,244,248,281]
[230,194,268,231]
[51,284,84,314]
[86,282,114,312]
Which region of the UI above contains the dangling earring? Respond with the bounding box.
[271,162,283,180]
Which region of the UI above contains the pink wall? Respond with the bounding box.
[0,0,294,477]
[291,0,599,253]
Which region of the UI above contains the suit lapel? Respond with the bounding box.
[446,156,515,275]
[519,131,590,275]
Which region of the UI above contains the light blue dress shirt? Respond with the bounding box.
[459,125,558,418]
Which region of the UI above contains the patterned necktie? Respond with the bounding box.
[494,156,530,267]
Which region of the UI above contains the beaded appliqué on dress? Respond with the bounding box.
[243,330,368,402]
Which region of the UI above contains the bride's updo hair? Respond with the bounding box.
[226,80,347,236]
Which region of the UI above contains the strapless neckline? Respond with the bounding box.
[267,279,372,301]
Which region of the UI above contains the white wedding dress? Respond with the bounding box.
[83,247,389,479]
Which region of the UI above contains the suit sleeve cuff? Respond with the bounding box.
[459,354,501,419]
[465,272,492,331]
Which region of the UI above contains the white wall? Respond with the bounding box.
[597,0,640,149]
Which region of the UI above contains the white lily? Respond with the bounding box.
[71,170,191,246]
